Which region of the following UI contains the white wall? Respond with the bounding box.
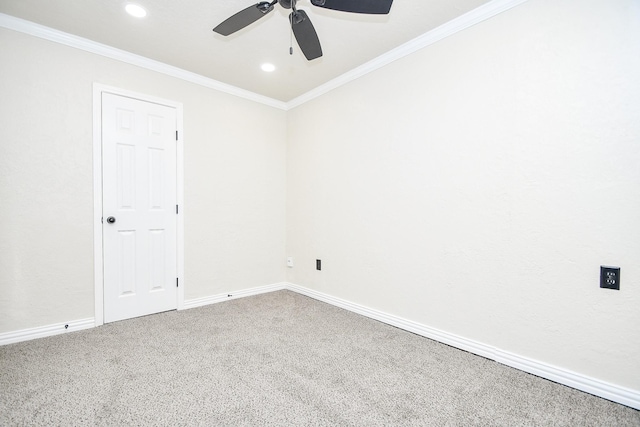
[286,0,640,390]
[0,27,287,332]
[1,0,638,400]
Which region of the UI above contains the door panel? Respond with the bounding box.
[117,230,137,296]
[102,93,177,323]
[116,143,136,209]
[149,229,166,292]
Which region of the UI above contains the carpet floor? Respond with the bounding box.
[1,290,638,426]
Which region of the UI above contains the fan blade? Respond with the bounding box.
[213,2,275,36]
[310,0,393,14]
[290,10,322,61]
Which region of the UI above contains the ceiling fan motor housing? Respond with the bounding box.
[257,2,274,13]
[213,0,393,60]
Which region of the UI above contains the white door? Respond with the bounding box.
[102,93,178,323]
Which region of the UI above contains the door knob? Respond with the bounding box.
[106,216,116,224]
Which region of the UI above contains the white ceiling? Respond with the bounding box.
[0,0,493,102]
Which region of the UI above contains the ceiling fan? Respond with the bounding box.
[213,0,394,61]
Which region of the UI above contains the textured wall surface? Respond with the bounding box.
[0,28,287,332]
[1,0,639,399]
[286,0,640,390]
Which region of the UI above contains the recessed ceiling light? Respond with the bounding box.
[125,4,147,18]
[261,63,276,72]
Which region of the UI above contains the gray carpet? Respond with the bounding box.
[1,290,638,426]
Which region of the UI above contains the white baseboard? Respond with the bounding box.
[2,283,637,409]
[182,282,287,310]
[0,282,287,346]
[0,317,95,346]
[284,282,640,410]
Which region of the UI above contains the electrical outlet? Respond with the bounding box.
[600,266,620,290]
[316,259,321,271]
[287,257,294,268]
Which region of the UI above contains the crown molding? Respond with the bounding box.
[1,0,528,112]
[286,0,530,109]
[0,13,288,111]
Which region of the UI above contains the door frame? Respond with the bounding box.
[93,83,184,327]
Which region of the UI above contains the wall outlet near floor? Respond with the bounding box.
[316,259,321,271]
[287,257,294,268]
[600,266,620,290]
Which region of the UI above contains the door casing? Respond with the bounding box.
[93,83,184,326]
